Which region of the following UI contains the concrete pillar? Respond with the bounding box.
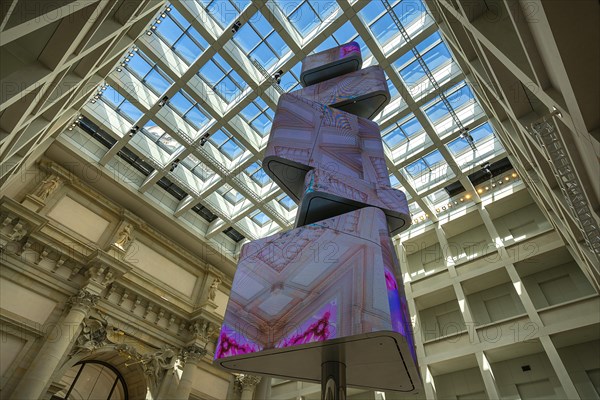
[174,345,207,400]
[539,335,581,399]
[476,351,500,399]
[254,376,271,400]
[237,374,262,400]
[11,290,99,400]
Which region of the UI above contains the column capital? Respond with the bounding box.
[236,374,262,390]
[68,289,99,313]
[182,344,207,365]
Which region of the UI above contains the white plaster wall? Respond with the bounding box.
[0,333,26,378]
[47,196,110,242]
[521,263,596,309]
[557,340,600,399]
[491,352,565,399]
[466,282,526,326]
[434,367,487,399]
[0,278,57,324]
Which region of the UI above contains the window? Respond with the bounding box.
[168,90,211,130]
[198,53,248,103]
[218,184,245,204]
[278,1,339,38]
[277,193,296,211]
[233,17,290,72]
[198,0,250,28]
[140,120,182,154]
[406,150,444,178]
[245,162,270,186]
[154,6,209,65]
[250,210,271,226]
[100,86,143,122]
[208,129,245,159]
[240,98,274,136]
[53,361,126,400]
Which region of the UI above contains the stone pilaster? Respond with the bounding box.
[236,374,262,400]
[174,345,207,399]
[11,289,99,399]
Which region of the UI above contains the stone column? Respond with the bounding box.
[254,376,271,400]
[174,345,207,400]
[237,374,262,400]
[11,290,99,400]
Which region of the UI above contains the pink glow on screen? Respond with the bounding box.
[215,324,263,358]
[340,41,361,58]
[276,301,337,348]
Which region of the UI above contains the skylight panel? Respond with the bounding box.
[199,60,225,83]
[200,0,247,28]
[289,1,320,37]
[155,14,183,46]
[234,24,261,53]
[169,91,193,114]
[333,21,357,44]
[127,51,152,77]
[173,34,202,64]
[389,173,401,187]
[241,102,261,121]
[250,42,278,70]
[400,116,424,137]
[209,129,245,160]
[221,138,244,159]
[182,154,214,181]
[266,31,290,58]
[168,5,191,28]
[101,87,142,122]
[370,14,396,46]
[144,68,172,95]
[246,162,270,186]
[250,113,273,136]
[313,36,339,54]
[250,210,271,226]
[359,1,386,22]
[218,184,245,205]
[277,193,296,211]
[100,86,124,108]
[383,126,408,149]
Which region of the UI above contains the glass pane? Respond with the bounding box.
[234,24,261,53]
[290,2,320,36]
[185,106,210,129]
[127,54,152,78]
[145,69,172,95]
[250,42,277,69]
[156,15,183,46]
[169,92,193,114]
[174,34,201,64]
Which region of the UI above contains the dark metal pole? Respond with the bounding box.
[321,361,346,400]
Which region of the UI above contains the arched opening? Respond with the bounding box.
[51,361,128,400]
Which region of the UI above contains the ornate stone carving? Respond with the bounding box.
[71,316,107,355]
[208,277,221,301]
[6,222,27,241]
[191,319,219,343]
[182,344,207,365]
[68,289,99,312]
[34,175,61,201]
[113,224,133,249]
[140,346,177,388]
[236,374,262,391]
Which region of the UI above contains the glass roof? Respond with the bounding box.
[62,0,511,255]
